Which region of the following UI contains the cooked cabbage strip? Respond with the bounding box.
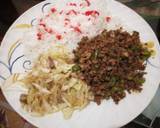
[18,48,93,119]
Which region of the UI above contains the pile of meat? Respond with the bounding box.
[73,29,151,104]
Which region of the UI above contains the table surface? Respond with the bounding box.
[0,0,160,128]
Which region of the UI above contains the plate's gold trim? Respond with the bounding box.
[15,24,32,29]
[8,40,20,61]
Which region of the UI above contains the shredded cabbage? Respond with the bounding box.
[18,46,93,119]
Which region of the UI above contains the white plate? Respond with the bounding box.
[0,0,160,128]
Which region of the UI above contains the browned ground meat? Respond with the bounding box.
[73,29,151,104]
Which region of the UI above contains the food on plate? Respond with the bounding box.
[1,0,154,120]
[73,28,152,104]
[22,0,119,61]
[19,46,93,119]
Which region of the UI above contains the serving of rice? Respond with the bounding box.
[22,0,122,62]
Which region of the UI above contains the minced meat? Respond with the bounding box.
[73,28,151,104]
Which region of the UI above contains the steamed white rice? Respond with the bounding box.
[22,0,123,62]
